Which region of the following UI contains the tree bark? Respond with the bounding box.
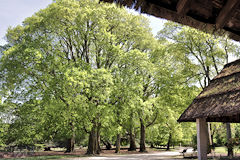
[65,122,75,153]
[87,125,96,155]
[96,124,101,154]
[115,134,121,153]
[65,136,75,152]
[106,141,112,150]
[139,118,146,152]
[226,123,233,157]
[150,143,154,148]
[166,133,171,151]
[128,127,136,151]
[129,133,137,151]
[102,140,112,150]
[207,122,213,154]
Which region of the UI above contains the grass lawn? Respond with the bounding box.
[214,146,240,154]
[214,147,227,153]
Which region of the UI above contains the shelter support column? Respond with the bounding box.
[196,118,208,160]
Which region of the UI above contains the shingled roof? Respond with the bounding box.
[178,59,240,123]
[101,0,240,41]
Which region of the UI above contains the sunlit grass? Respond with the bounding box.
[214,146,240,154]
[214,147,227,153]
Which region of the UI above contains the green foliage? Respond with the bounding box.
[157,22,240,88]
[2,0,239,152]
[0,0,163,149]
[156,22,240,149]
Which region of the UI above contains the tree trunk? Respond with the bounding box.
[207,122,213,154]
[129,133,137,151]
[87,125,96,155]
[166,133,171,151]
[226,123,233,157]
[65,136,75,152]
[140,119,146,152]
[115,134,121,153]
[65,122,75,153]
[96,124,101,154]
[102,140,112,150]
[150,143,154,148]
[106,141,112,150]
[128,127,137,151]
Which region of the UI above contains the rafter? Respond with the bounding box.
[176,0,192,14]
[216,0,240,29]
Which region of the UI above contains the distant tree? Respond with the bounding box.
[158,21,240,155]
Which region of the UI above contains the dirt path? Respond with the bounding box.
[61,151,196,160]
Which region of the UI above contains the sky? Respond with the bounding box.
[0,0,166,46]
[148,16,166,36]
[0,0,53,45]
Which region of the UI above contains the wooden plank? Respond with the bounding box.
[190,0,212,19]
[196,118,208,160]
[216,0,240,29]
[146,3,214,33]
[176,0,192,14]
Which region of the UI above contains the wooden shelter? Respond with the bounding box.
[178,59,240,123]
[101,0,240,159]
[178,59,240,159]
[101,0,240,41]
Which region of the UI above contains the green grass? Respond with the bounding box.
[2,155,81,160]
[214,146,240,154]
[214,147,227,153]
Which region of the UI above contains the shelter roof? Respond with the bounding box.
[178,59,240,122]
[101,0,240,41]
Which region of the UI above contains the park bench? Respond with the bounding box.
[180,148,197,158]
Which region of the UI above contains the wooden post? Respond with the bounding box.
[226,123,233,157]
[196,118,208,160]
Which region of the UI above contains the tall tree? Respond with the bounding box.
[0,0,157,154]
[158,21,240,155]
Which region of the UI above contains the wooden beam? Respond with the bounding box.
[190,0,212,19]
[216,0,240,29]
[196,118,208,160]
[176,0,192,14]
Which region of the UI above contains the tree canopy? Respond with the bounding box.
[0,0,239,155]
